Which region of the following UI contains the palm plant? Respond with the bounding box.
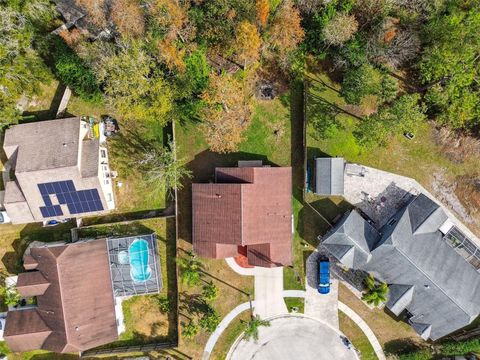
[201,280,218,302]
[241,315,271,341]
[177,251,203,286]
[181,320,199,339]
[361,273,389,307]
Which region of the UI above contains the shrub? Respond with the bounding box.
[52,37,102,102]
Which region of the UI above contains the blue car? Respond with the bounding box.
[318,259,330,294]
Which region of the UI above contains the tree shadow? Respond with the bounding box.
[383,337,427,356]
[21,82,66,122]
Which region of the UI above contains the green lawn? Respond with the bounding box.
[306,72,479,189]
[339,312,377,360]
[210,312,250,360]
[284,297,305,313]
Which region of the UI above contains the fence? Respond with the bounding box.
[80,342,176,357]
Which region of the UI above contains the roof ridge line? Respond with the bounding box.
[391,243,471,319]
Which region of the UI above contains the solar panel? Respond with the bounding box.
[37,180,105,218]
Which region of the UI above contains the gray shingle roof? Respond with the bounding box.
[4,118,80,173]
[315,157,345,195]
[322,193,480,340]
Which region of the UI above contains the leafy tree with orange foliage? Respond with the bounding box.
[77,0,106,26]
[235,21,261,67]
[256,0,269,28]
[200,73,253,153]
[111,0,145,38]
[269,0,305,53]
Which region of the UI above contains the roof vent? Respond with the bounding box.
[215,194,222,198]
[63,143,67,147]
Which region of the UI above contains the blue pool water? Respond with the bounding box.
[128,239,152,283]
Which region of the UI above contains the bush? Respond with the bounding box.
[441,338,480,356]
[52,37,102,102]
[398,350,433,360]
[156,296,172,313]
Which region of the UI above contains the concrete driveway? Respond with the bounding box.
[304,251,339,328]
[228,315,358,360]
[254,266,287,318]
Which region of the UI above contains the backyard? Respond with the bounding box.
[19,82,170,215]
[76,218,178,348]
[305,71,480,237]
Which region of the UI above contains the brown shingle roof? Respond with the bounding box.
[4,240,118,353]
[16,272,50,297]
[193,166,292,267]
[4,309,52,351]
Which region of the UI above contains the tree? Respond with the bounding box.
[111,0,145,38]
[177,251,203,286]
[323,13,359,46]
[241,315,271,341]
[341,64,383,105]
[96,43,173,124]
[200,72,253,153]
[141,139,192,198]
[354,94,426,147]
[181,320,199,339]
[77,0,107,26]
[201,281,219,302]
[0,0,55,127]
[361,274,389,307]
[0,285,21,307]
[198,306,220,333]
[269,1,305,53]
[51,37,101,102]
[156,296,172,313]
[234,21,261,67]
[256,0,269,27]
[418,4,480,130]
[308,99,342,139]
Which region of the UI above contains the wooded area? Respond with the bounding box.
[1,0,479,149]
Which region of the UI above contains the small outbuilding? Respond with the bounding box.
[315,157,345,196]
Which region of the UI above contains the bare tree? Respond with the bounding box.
[323,13,359,46]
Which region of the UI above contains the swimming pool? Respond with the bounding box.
[128,238,152,283]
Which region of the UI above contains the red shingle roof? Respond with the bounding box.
[4,240,118,353]
[193,166,292,267]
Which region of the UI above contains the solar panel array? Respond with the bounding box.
[38,180,104,217]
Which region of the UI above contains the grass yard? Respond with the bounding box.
[210,312,251,360]
[339,284,423,356]
[284,297,305,313]
[176,239,254,360]
[305,71,480,234]
[339,312,377,360]
[0,221,75,276]
[76,217,178,347]
[174,96,294,358]
[23,83,169,214]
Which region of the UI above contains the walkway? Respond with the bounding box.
[202,301,254,360]
[338,302,386,360]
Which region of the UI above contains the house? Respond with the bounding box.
[3,118,115,224]
[315,157,345,196]
[4,234,161,353]
[322,193,480,340]
[192,162,292,267]
[52,0,114,40]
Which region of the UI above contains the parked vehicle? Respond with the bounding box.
[318,259,330,294]
[0,211,11,224]
[341,336,353,350]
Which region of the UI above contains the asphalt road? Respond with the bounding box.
[228,315,358,360]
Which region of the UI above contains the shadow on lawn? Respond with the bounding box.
[21,82,66,122]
